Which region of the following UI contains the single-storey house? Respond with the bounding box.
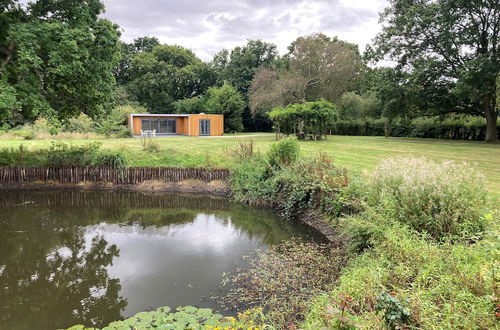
[128,113,224,136]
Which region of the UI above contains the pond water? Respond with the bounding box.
[0,190,314,330]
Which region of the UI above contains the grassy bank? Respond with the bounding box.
[1,134,499,198]
[54,137,498,329]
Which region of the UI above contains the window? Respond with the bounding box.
[141,119,153,131]
[141,118,177,134]
[199,119,210,136]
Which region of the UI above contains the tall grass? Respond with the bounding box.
[366,157,488,241]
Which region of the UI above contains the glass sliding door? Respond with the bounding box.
[141,118,177,134]
[141,119,153,131]
[199,119,210,136]
[158,119,176,134]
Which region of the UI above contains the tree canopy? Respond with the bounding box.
[370,0,499,141]
[204,83,244,132]
[126,44,215,113]
[0,0,121,124]
[250,34,366,118]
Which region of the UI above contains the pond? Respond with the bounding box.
[0,190,315,330]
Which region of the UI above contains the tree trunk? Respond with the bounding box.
[484,94,498,142]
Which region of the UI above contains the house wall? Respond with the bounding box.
[129,114,223,136]
[187,114,224,136]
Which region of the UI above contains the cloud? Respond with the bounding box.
[102,0,388,61]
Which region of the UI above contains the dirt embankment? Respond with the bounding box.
[0,179,231,197]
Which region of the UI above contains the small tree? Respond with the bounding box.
[268,101,337,140]
[205,83,244,132]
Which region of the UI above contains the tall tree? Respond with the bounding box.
[115,36,160,85]
[127,44,215,113]
[211,40,282,131]
[250,34,366,117]
[288,33,366,102]
[371,0,500,141]
[0,0,121,123]
[204,83,244,132]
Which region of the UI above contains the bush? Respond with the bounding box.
[11,129,34,140]
[141,136,161,152]
[266,138,300,168]
[45,142,102,166]
[366,157,487,241]
[66,113,95,133]
[231,151,349,219]
[230,155,272,205]
[269,155,349,218]
[0,145,29,166]
[44,142,128,167]
[91,150,128,168]
[95,107,129,137]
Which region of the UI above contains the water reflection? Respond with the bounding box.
[0,191,312,330]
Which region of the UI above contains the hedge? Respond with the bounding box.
[328,119,500,141]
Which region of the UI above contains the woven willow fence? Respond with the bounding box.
[0,166,230,184]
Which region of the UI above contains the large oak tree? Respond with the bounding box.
[371,0,499,141]
[0,0,121,124]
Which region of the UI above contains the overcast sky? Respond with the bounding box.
[102,0,389,61]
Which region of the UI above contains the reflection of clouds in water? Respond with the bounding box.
[80,212,263,316]
[45,246,73,262]
[84,213,253,255]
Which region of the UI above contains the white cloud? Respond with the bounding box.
[103,0,389,61]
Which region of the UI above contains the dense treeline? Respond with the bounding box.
[1,0,498,140]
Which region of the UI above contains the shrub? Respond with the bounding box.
[269,154,349,218]
[45,142,101,166]
[91,150,128,168]
[328,116,500,141]
[66,113,95,133]
[224,141,257,160]
[11,129,34,140]
[219,239,344,329]
[231,152,349,219]
[366,157,487,241]
[230,155,272,205]
[0,145,28,166]
[95,107,129,137]
[266,138,300,168]
[375,291,411,329]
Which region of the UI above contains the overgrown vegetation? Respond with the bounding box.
[219,240,344,329]
[0,142,129,168]
[231,138,349,219]
[302,159,498,329]
[366,157,487,242]
[227,139,498,328]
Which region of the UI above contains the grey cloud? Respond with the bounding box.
[102,0,385,60]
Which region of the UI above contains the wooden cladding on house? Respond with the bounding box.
[0,166,230,184]
[128,114,224,136]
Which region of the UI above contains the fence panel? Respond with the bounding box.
[0,166,230,184]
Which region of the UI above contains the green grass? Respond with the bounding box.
[1,133,499,198]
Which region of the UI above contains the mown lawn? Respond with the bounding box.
[1,133,499,198]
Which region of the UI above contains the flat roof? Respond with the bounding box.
[130,113,190,117]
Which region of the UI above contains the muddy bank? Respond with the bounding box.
[0,179,231,196]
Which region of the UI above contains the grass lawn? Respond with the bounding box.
[1,133,499,199]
